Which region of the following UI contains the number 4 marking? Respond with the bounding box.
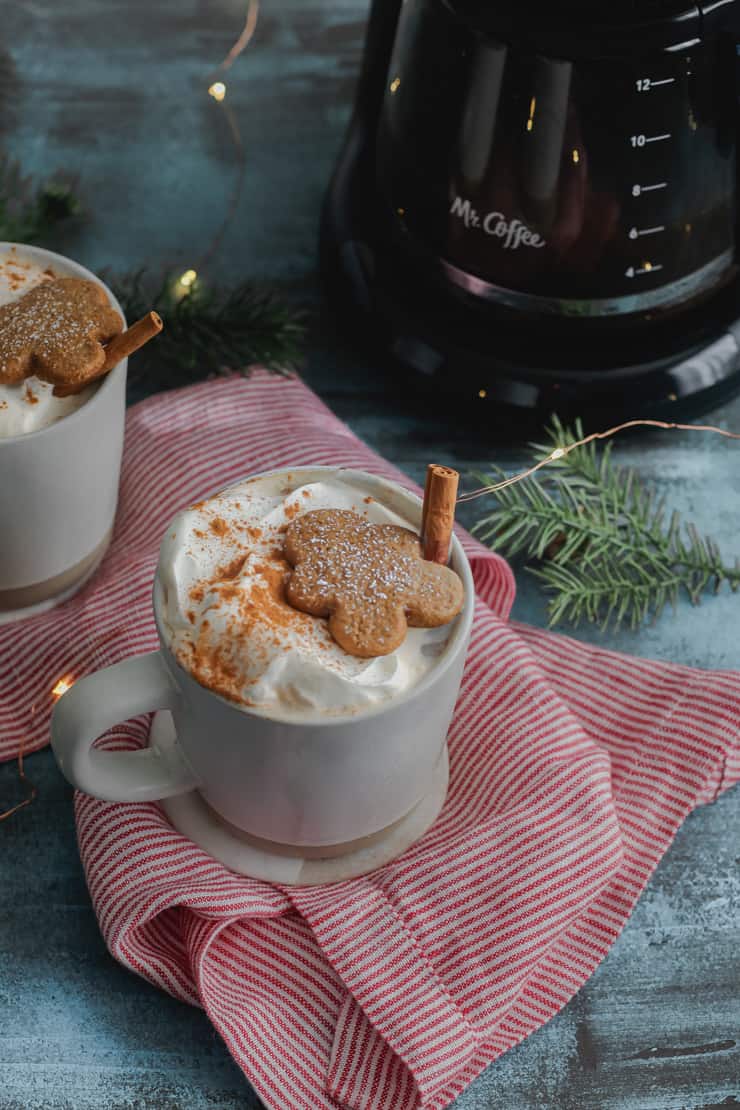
[626,264,664,278]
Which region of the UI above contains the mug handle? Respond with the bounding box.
[51,651,198,803]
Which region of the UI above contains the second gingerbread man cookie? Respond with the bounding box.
[283,508,464,658]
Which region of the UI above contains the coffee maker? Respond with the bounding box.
[321,0,740,421]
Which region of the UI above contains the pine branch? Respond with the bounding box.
[0,157,81,242]
[0,159,305,383]
[109,269,307,384]
[530,558,684,631]
[473,420,740,630]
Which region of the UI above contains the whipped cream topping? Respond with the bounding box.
[157,472,453,718]
[0,246,96,437]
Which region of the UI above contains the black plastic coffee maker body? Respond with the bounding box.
[322,0,740,421]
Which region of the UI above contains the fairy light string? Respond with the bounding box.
[0,658,40,824]
[0,628,127,824]
[177,0,260,293]
[456,418,740,503]
[0,744,37,824]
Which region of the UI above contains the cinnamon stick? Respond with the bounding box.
[420,464,434,541]
[53,311,163,396]
[421,464,459,564]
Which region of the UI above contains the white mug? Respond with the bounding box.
[51,469,474,849]
[0,243,127,618]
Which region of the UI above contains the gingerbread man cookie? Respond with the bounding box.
[0,277,123,389]
[283,509,464,658]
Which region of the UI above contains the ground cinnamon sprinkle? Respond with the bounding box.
[0,256,56,295]
[216,553,247,581]
[172,485,376,707]
[217,583,241,604]
[181,550,320,704]
[209,517,229,537]
[246,559,309,631]
[24,386,38,405]
[187,635,250,706]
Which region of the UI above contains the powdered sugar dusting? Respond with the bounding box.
[283,509,462,657]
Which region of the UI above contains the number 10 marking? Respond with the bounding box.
[631,133,671,147]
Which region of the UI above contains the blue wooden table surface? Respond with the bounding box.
[2,1,740,1107]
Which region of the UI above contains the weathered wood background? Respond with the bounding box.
[2,0,739,1106]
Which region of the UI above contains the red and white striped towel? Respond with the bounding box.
[3,372,740,1110]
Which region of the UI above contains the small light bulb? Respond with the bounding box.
[208,81,227,102]
[390,77,401,93]
[178,268,198,289]
[52,675,74,699]
[643,261,653,272]
[551,447,566,460]
[572,148,580,164]
[478,388,487,399]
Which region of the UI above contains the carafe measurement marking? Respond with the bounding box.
[636,77,675,92]
[630,133,671,147]
[625,264,664,278]
[629,225,665,238]
[632,182,667,196]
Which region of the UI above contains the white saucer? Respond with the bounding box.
[151,711,449,886]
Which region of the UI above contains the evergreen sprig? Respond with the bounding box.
[109,269,307,383]
[1,158,306,382]
[473,417,740,630]
[0,157,80,243]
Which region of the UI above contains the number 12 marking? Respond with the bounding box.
[636,77,676,92]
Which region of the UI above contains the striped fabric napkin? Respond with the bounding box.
[3,372,740,1110]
